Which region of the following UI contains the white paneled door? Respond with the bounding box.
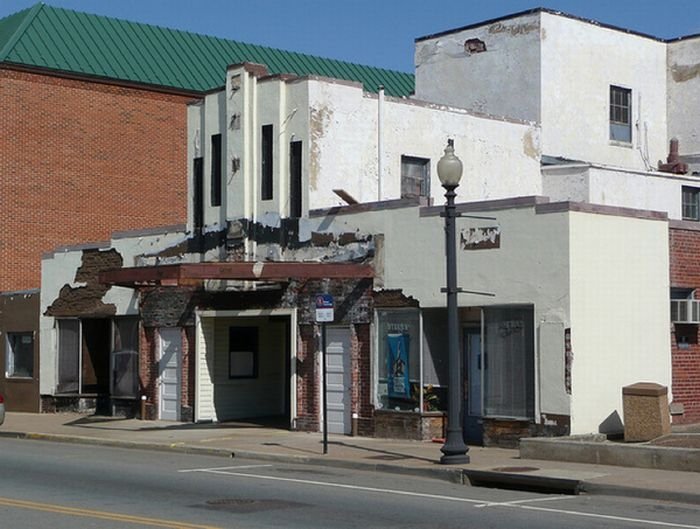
[158,327,181,421]
[325,327,351,435]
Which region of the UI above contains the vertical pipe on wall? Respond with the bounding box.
[377,85,384,202]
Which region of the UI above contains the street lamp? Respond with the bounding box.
[437,139,470,465]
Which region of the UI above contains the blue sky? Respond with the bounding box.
[2,1,699,72]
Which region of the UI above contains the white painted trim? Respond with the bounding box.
[194,312,202,422]
[195,308,297,426]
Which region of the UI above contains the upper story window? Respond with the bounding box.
[261,125,273,201]
[682,186,700,221]
[610,85,632,143]
[401,156,430,198]
[210,134,222,207]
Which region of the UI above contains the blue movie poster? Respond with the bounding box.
[387,333,410,398]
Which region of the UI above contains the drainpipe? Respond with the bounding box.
[377,85,384,202]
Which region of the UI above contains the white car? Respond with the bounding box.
[0,394,4,425]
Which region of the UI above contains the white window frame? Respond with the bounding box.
[610,85,632,144]
[682,186,700,221]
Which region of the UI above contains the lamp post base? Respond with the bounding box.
[440,453,471,465]
[440,432,470,465]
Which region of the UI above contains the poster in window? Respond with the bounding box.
[387,333,410,398]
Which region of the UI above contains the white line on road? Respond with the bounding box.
[181,467,700,529]
[514,503,700,529]
[475,495,576,508]
[178,464,273,473]
[183,468,487,504]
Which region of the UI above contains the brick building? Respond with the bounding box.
[0,3,412,412]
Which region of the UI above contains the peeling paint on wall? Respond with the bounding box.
[45,249,122,317]
[522,129,539,159]
[309,105,333,191]
[460,226,501,250]
[671,62,700,83]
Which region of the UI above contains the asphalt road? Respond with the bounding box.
[0,438,699,529]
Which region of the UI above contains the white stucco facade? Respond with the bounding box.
[542,163,700,220]
[415,10,674,172]
[568,211,671,434]
[302,198,670,434]
[668,35,700,169]
[188,64,542,240]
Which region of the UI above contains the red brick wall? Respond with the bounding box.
[351,323,374,436]
[139,325,158,420]
[669,227,700,424]
[296,325,319,431]
[0,68,195,292]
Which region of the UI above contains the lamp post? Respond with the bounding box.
[437,139,470,465]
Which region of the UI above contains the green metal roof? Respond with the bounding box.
[0,3,414,97]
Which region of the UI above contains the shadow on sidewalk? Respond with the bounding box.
[329,440,438,464]
[64,415,290,432]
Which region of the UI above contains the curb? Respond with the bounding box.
[0,431,466,484]
[464,469,582,495]
[2,431,698,505]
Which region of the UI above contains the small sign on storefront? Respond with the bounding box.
[315,294,334,323]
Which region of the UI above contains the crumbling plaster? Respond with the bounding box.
[668,36,700,159]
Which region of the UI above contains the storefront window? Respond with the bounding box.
[6,332,34,378]
[483,306,535,418]
[376,309,420,411]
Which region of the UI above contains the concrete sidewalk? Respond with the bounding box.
[1,412,700,505]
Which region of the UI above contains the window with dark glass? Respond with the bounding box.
[193,157,204,232]
[229,326,258,378]
[483,306,535,418]
[261,125,273,200]
[401,156,430,198]
[610,85,632,143]
[111,318,139,398]
[682,186,700,221]
[290,140,303,218]
[6,332,34,378]
[210,134,222,207]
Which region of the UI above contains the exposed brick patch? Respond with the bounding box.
[44,249,122,317]
[351,323,374,436]
[0,69,192,292]
[295,324,319,431]
[669,227,700,423]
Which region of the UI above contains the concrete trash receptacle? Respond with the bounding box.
[622,382,670,442]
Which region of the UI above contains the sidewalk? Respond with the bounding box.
[1,412,700,505]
